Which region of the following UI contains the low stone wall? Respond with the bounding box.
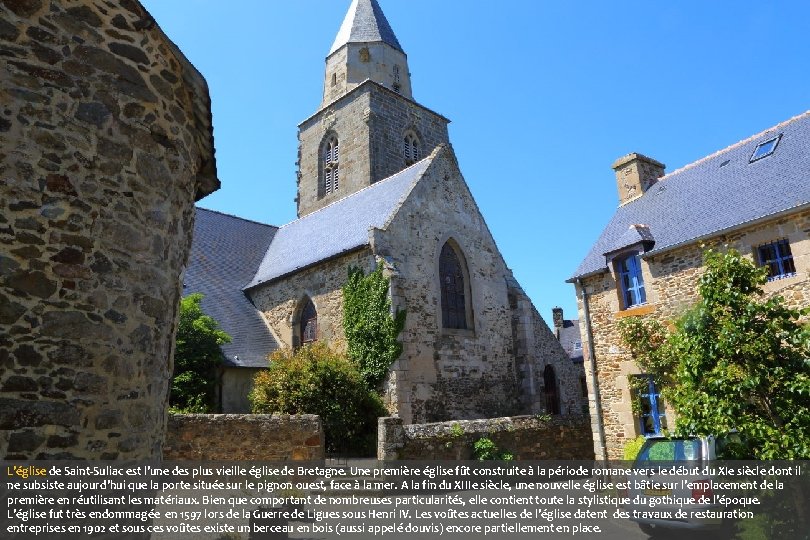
[164,414,323,461]
[378,415,594,460]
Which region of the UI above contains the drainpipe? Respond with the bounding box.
[577,278,608,462]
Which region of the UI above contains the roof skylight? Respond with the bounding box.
[749,134,782,163]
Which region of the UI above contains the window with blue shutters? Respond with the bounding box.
[633,374,667,436]
[618,252,646,309]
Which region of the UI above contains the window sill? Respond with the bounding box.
[441,328,475,338]
[615,304,656,318]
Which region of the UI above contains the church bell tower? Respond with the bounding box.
[295,0,450,217]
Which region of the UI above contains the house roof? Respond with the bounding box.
[185,208,279,368]
[246,154,433,289]
[571,111,810,281]
[329,0,403,55]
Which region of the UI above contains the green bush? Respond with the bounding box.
[473,437,515,461]
[172,293,230,413]
[249,343,387,456]
[623,435,646,461]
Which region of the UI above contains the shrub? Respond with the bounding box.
[622,435,646,461]
[473,437,514,461]
[249,343,387,456]
[172,293,230,413]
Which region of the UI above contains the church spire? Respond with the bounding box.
[322,0,412,106]
[329,0,403,55]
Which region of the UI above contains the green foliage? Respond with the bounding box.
[445,422,465,448]
[342,262,406,388]
[472,437,515,461]
[617,317,672,386]
[619,249,810,459]
[248,343,387,456]
[172,293,230,413]
[622,435,646,461]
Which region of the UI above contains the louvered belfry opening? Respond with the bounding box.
[404,132,420,165]
[323,136,339,194]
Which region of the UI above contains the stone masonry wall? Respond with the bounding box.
[297,89,372,217]
[323,42,413,106]
[297,82,449,217]
[1,0,218,459]
[577,210,810,460]
[367,84,449,185]
[378,415,594,461]
[164,414,324,461]
[376,146,577,424]
[247,248,377,351]
[509,282,587,417]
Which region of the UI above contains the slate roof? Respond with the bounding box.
[185,208,279,368]
[246,155,433,289]
[329,0,404,55]
[571,111,810,280]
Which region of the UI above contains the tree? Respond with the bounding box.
[171,293,230,413]
[249,343,387,455]
[618,249,810,459]
[342,262,406,388]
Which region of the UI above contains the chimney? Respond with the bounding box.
[552,307,564,330]
[612,153,665,205]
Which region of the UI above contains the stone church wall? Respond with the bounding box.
[297,82,450,217]
[298,90,373,217]
[1,0,218,459]
[367,84,449,185]
[248,249,377,351]
[577,209,810,459]
[374,148,537,423]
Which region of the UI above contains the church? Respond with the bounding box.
[185,0,585,423]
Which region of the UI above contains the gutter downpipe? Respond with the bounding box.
[577,278,608,462]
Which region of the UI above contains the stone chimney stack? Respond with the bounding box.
[612,153,666,206]
[552,307,564,330]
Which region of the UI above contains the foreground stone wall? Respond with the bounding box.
[577,210,810,459]
[1,0,218,459]
[378,415,594,461]
[164,414,324,461]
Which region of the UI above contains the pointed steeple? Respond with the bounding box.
[322,0,412,106]
[329,0,403,55]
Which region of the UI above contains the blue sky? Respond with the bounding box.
[141,0,810,326]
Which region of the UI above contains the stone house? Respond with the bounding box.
[185,0,586,424]
[569,111,810,460]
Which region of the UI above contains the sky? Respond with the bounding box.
[140,0,810,326]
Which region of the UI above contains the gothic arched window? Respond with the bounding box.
[299,298,318,345]
[544,365,561,415]
[440,241,470,330]
[404,132,420,166]
[322,135,339,195]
